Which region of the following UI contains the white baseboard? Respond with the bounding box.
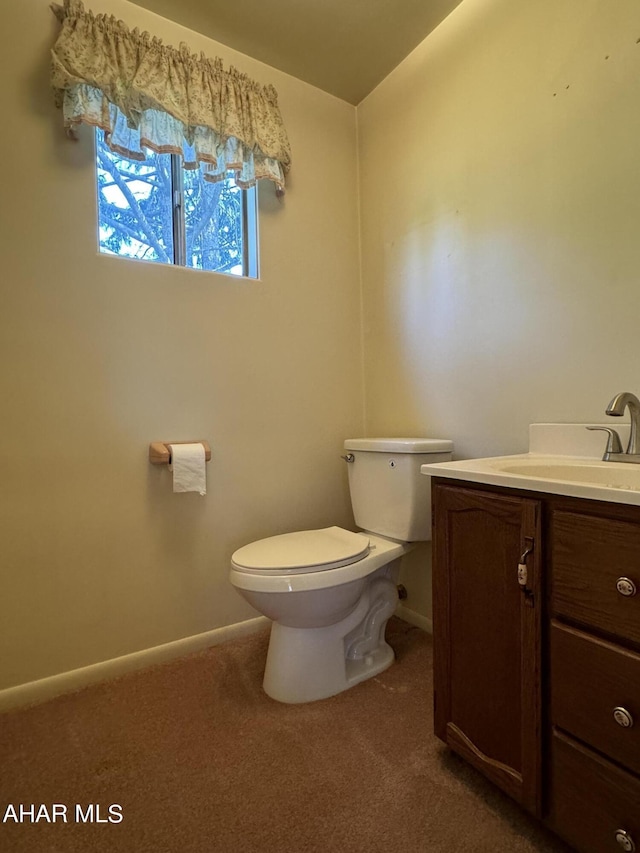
[395,604,433,634]
[0,616,270,713]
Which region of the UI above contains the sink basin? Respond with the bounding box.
[493,460,640,491]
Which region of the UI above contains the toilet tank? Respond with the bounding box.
[344,438,453,542]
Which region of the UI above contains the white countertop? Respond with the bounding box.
[421,454,640,506]
[420,424,640,507]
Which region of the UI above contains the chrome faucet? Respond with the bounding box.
[588,392,640,463]
[606,392,640,454]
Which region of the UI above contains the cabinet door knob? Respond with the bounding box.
[615,829,636,852]
[616,577,637,597]
[613,707,634,728]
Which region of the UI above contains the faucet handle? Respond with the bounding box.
[587,426,623,456]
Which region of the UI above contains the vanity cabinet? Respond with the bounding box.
[432,480,640,853]
[432,483,542,816]
[547,507,640,853]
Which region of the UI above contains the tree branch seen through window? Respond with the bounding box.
[96,131,258,277]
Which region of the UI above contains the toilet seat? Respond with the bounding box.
[231,526,370,575]
[230,532,407,594]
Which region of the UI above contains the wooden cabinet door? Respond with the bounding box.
[432,482,542,816]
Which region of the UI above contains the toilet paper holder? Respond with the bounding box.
[149,441,211,465]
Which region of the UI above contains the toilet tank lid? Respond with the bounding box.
[344,437,453,454]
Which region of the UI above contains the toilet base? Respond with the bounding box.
[345,641,395,687]
[262,571,398,703]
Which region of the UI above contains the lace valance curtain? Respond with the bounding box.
[50,0,292,194]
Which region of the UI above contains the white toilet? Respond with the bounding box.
[229,437,453,703]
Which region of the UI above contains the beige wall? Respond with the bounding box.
[358,0,640,617]
[5,0,640,690]
[0,0,363,690]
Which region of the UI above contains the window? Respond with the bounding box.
[95,131,258,278]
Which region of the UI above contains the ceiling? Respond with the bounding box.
[129,0,464,104]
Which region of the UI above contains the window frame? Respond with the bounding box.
[96,130,259,279]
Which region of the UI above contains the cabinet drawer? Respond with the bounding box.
[551,621,640,775]
[551,510,640,645]
[548,730,640,853]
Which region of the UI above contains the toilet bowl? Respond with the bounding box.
[231,529,406,702]
[229,437,453,703]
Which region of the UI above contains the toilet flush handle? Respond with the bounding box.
[341,453,355,463]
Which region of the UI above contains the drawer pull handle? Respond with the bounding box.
[613,707,634,728]
[616,577,637,597]
[615,829,636,852]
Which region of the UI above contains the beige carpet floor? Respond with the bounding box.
[0,618,570,853]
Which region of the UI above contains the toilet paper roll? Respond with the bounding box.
[168,443,207,495]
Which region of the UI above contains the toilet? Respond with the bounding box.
[229,437,453,703]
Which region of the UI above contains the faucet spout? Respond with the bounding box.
[606,391,640,455]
